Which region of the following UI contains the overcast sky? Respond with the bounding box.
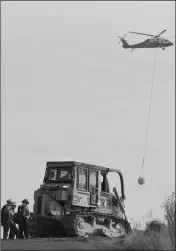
[1,1,175,224]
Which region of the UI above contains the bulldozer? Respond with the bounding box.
[28,161,131,238]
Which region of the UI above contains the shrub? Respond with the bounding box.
[122,207,174,250]
[145,219,164,233]
[122,225,174,250]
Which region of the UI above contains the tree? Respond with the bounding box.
[162,192,175,247]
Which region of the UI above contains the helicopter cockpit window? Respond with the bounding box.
[44,167,72,182]
[77,168,87,191]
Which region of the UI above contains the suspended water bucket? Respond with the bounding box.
[138,176,145,185]
[138,49,158,187]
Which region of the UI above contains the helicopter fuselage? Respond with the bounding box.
[125,37,173,49]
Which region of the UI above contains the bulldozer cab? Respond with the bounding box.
[39,162,125,211]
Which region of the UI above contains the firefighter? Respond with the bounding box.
[9,202,19,239]
[1,199,13,239]
[18,199,30,239]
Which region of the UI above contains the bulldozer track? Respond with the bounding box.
[28,212,131,238]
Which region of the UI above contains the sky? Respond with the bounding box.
[1,1,175,225]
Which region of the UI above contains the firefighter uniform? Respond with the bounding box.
[1,199,13,239]
[18,199,30,239]
[9,202,19,239]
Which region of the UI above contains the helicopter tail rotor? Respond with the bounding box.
[118,34,127,44]
[118,34,130,49]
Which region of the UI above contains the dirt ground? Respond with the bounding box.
[1,236,123,250]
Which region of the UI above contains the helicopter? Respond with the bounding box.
[118,29,174,52]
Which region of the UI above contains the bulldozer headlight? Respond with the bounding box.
[49,201,64,216]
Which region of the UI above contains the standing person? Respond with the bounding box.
[18,199,30,239]
[1,199,13,239]
[9,202,19,239]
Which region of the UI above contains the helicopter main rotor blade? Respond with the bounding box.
[153,29,167,38]
[129,31,154,37]
[129,29,167,38]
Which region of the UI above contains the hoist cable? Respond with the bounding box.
[141,48,158,175]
